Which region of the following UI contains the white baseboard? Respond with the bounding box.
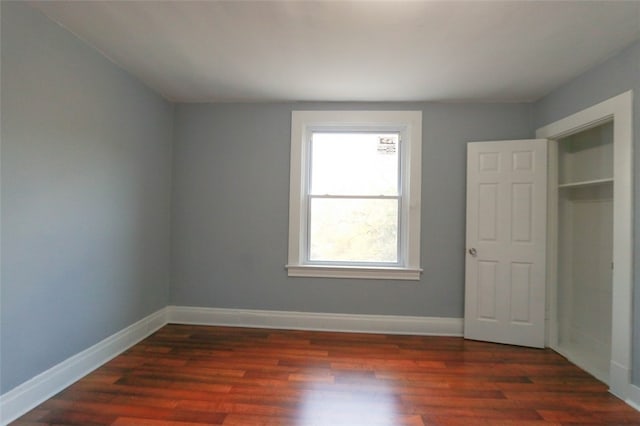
[167,305,464,336]
[626,384,640,411]
[610,359,631,399]
[0,307,168,426]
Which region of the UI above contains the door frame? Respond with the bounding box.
[536,90,633,399]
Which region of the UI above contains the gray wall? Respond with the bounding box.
[533,40,640,383]
[0,2,173,393]
[171,102,532,317]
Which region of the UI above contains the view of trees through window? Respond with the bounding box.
[308,132,400,263]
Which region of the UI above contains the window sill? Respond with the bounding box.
[285,264,422,280]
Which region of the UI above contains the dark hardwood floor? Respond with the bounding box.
[11,324,640,425]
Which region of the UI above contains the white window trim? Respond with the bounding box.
[287,110,423,280]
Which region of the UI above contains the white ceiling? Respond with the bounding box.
[30,1,640,103]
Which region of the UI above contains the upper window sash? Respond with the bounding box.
[308,131,402,197]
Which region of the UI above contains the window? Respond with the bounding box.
[287,111,422,280]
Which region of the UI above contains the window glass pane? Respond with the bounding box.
[311,132,399,196]
[309,198,398,263]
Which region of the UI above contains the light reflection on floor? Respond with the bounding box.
[296,382,397,425]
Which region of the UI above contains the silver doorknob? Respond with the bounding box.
[468,248,477,256]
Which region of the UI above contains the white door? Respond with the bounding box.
[464,139,547,348]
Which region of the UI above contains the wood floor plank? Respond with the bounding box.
[10,324,640,425]
[111,418,211,426]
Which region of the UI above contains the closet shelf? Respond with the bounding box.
[558,177,613,189]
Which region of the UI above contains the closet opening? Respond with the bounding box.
[554,121,613,384]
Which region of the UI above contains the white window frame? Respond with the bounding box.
[286,110,423,280]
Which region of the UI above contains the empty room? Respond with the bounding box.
[2,0,640,425]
